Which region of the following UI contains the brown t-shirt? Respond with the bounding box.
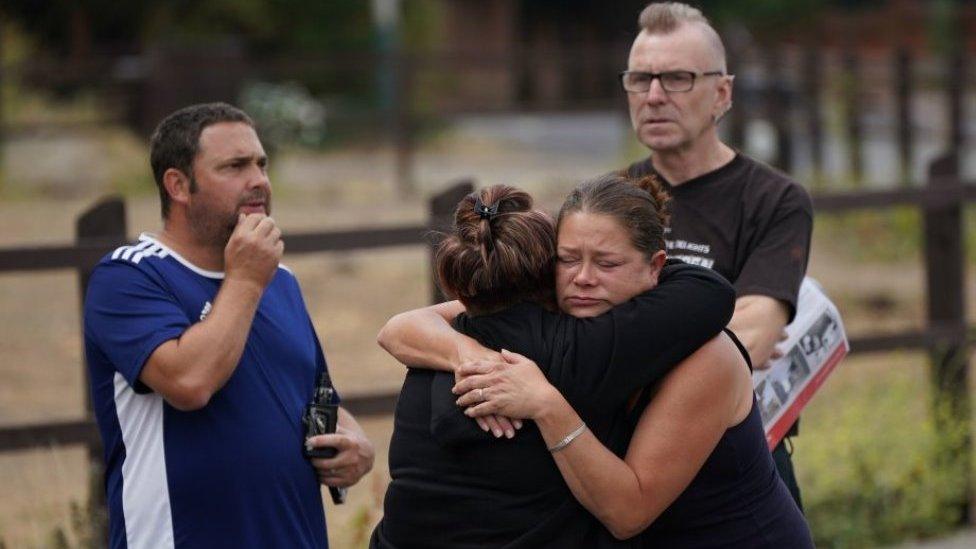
[624,153,813,322]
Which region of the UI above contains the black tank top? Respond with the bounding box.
[637,331,813,548]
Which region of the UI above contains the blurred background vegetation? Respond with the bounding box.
[0,1,974,548]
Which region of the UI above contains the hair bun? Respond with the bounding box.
[634,175,671,227]
[457,186,533,257]
[436,185,557,314]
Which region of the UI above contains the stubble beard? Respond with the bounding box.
[186,184,237,250]
[187,201,236,250]
[186,179,273,251]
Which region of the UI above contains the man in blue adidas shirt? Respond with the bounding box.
[84,102,374,548]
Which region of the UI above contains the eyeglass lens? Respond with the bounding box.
[622,71,696,93]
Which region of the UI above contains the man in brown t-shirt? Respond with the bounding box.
[618,2,812,508]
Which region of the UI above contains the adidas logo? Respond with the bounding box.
[199,301,212,321]
[111,239,169,265]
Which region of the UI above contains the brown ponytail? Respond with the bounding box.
[435,185,557,315]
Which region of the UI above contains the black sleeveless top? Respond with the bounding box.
[638,333,814,548]
[371,262,735,548]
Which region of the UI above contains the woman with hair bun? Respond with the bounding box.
[379,174,813,548]
[371,178,739,547]
[376,173,813,548]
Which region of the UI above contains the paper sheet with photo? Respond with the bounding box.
[753,277,849,449]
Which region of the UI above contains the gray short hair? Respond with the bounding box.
[637,2,727,73]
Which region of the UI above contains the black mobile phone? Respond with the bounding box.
[302,373,346,504]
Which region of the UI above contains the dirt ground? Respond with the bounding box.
[1,132,974,547]
[0,194,428,547]
[0,129,628,547]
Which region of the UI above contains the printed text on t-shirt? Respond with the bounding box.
[666,239,715,269]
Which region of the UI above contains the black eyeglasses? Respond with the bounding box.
[619,70,725,93]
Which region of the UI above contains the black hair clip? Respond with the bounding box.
[474,197,499,220]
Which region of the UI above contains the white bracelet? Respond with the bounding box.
[547,423,587,453]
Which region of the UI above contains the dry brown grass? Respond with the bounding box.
[0,194,430,547]
[1,132,974,547]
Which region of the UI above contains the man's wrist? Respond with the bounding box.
[219,276,266,304]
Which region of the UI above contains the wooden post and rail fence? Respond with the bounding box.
[0,157,973,518]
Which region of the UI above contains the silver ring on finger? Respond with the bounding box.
[478,387,486,401]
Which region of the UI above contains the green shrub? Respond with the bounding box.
[814,202,976,265]
[814,207,922,263]
[797,354,969,547]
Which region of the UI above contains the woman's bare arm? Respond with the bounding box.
[377,301,497,371]
[456,335,752,539]
[379,301,521,436]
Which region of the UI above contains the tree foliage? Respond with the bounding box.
[0,0,373,56]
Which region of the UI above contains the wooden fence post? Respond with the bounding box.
[75,196,127,544]
[922,153,971,523]
[803,47,824,180]
[427,179,475,304]
[725,47,746,151]
[947,50,966,158]
[393,50,415,195]
[895,49,913,185]
[843,51,863,185]
[0,19,4,178]
[767,51,793,174]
